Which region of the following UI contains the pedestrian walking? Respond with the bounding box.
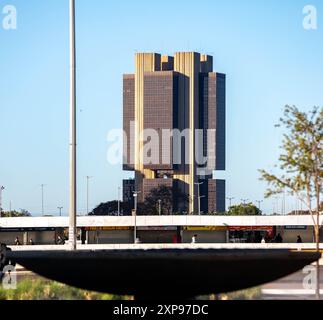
[192,234,198,244]
[14,237,21,246]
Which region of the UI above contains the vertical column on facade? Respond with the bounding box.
[174,52,201,214]
[135,53,161,201]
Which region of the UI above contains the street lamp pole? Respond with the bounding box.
[158,199,162,216]
[0,186,4,217]
[58,207,63,217]
[256,200,264,211]
[41,184,45,216]
[69,0,77,250]
[241,199,249,206]
[226,197,234,210]
[133,191,141,243]
[86,176,92,215]
[194,182,204,215]
[118,187,121,216]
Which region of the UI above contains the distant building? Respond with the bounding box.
[123,179,135,210]
[123,52,226,214]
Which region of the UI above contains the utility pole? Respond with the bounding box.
[275,196,279,215]
[69,0,77,250]
[133,191,141,243]
[58,207,63,217]
[41,184,45,216]
[0,186,4,217]
[158,199,162,216]
[86,176,92,215]
[194,182,204,215]
[256,200,264,211]
[226,197,234,210]
[118,186,121,216]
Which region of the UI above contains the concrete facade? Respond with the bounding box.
[123,52,226,214]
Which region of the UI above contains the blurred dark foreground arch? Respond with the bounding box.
[7,249,321,299]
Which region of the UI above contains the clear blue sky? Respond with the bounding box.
[1,0,322,215]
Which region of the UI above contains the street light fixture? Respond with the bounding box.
[133,191,141,243]
[118,186,121,216]
[69,0,77,250]
[58,207,63,217]
[256,200,264,211]
[194,182,204,215]
[0,186,5,217]
[226,197,235,210]
[86,176,93,215]
[40,184,46,216]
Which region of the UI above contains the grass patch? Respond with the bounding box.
[0,277,132,300]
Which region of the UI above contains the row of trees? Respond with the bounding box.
[1,209,31,217]
[90,185,189,216]
[90,188,262,216]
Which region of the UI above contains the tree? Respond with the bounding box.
[140,185,189,215]
[259,105,322,299]
[143,185,172,215]
[2,209,31,217]
[227,203,262,216]
[89,201,131,216]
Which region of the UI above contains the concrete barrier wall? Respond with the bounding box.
[9,243,323,251]
[1,215,323,228]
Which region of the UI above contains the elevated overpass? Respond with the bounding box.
[1,215,322,228]
[2,216,322,298]
[1,215,322,246]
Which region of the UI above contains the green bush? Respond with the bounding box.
[0,277,132,300]
[219,287,262,300]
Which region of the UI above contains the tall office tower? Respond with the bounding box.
[123,52,226,214]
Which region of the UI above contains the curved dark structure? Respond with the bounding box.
[7,249,320,299]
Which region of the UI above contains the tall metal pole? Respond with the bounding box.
[133,191,141,243]
[226,197,234,210]
[58,207,63,217]
[158,199,161,216]
[0,186,4,217]
[86,176,92,215]
[275,197,279,215]
[256,200,263,211]
[134,193,137,243]
[69,0,77,250]
[118,187,121,216]
[195,182,203,215]
[41,184,45,216]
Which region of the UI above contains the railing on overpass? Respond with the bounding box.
[0,215,322,228]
